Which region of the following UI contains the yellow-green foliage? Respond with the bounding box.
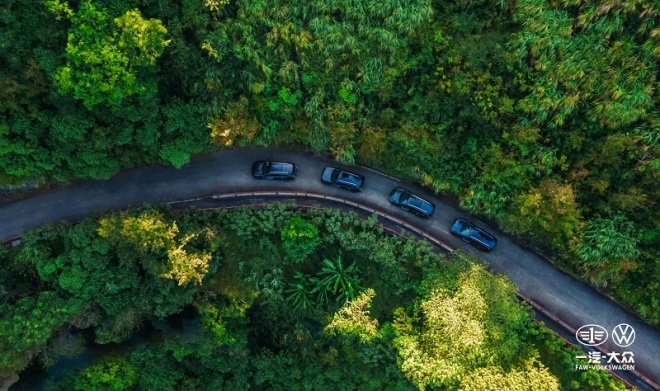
[99,210,213,286]
[53,1,168,108]
[325,288,379,343]
[393,265,551,390]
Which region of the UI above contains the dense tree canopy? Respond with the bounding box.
[0,206,626,389]
[393,266,547,389]
[0,0,658,364]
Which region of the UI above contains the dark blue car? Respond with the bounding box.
[450,218,497,251]
[252,160,296,180]
[321,167,365,192]
[389,187,435,218]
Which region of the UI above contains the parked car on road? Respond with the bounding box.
[252,161,296,180]
[321,167,365,192]
[450,218,497,251]
[389,187,435,218]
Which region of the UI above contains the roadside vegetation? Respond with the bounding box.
[0,205,626,390]
[0,0,660,325]
[0,0,657,325]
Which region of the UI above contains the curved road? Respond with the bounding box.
[1,147,659,386]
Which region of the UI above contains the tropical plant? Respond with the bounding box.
[285,272,315,314]
[246,267,285,302]
[312,256,362,304]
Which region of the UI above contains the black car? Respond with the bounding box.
[252,160,296,180]
[389,187,435,218]
[321,167,365,192]
[450,218,497,251]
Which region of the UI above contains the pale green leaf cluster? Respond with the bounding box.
[393,265,550,390]
[99,210,213,286]
[52,1,168,108]
[325,288,379,343]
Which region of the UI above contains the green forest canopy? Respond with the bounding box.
[0,0,658,323]
[0,205,627,390]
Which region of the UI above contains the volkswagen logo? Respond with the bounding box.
[576,324,608,346]
[611,323,635,347]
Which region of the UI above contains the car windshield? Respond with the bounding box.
[399,192,410,203]
[331,170,340,181]
[459,222,474,235]
[264,162,275,173]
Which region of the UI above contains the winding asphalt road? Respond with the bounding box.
[1,147,659,387]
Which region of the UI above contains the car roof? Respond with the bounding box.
[470,227,496,246]
[407,194,434,213]
[267,162,295,174]
[456,219,495,247]
[337,170,363,185]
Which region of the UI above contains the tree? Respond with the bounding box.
[325,288,379,343]
[508,179,582,247]
[3,207,625,389]
[158,100,210,169]
[459,359,559,391]
[0,291,77,372]
[510,0,657,130]
[99,210,216,286]
[197,300,249,348]
[281,217,321,263]
[72,356,137,391]
[53,2,168,108]
[106,210,177,255]
[164,233,213,286]
[459,144,529,220]
[207,0,433,148]
[356,124,387,164]
[209,97,260,147]
[392,265,537,390]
